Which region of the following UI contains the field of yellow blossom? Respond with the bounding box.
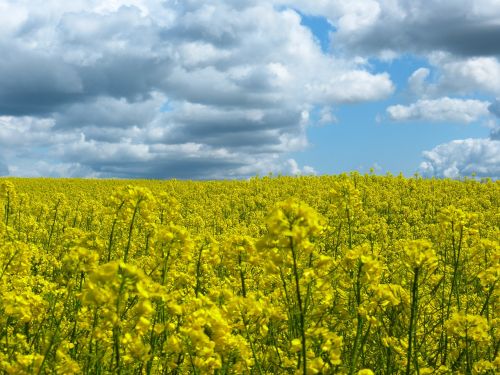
[0,174,498,374]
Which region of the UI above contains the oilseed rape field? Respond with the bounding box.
[0,175,498,374]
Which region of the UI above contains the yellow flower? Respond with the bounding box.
[403,239,438,270]
[291,338,302,352]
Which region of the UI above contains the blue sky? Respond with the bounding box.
[291,42,491,175]
[0,0,499,179]
[296,11,495,176]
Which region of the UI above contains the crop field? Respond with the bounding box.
[0,175,498,374]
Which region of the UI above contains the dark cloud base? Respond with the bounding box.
[91,158,249,180]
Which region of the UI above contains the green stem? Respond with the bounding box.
[108,201,124,262]
[5,192,10,226]
[194,245,204,297]
[46,199,60,251]
[124,198,142,262]
[349,261,364,375]
[406,266,420,375]
[238,252,247,297]
[290,237,307,375]
[242,315,263,375]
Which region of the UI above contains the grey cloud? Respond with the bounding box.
[78,56,171,101]
[488,100,500,118]
[191,130,283,149]
[93,158,248,180]
[164,68,279,109]
[408,68,430,96]
[230,66,282,92]
[287,0,500,57]
[0,0,395,179]
[56,6,148,45]
[79,127,138,143]
[0,5,173,117]
[380,1,500,57]
[490,127,500,140]
[159,1,263,48]
[0,45,84,115]
[167,106,301,143]
[54,94,163,130]
[0,46,171,117]
[162,17,241,49]
[56,138,311,179]
[429,21,500,57]
[57,139,250,179]
[338,14,500,57]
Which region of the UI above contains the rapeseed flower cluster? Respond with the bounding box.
[0,175,498,374]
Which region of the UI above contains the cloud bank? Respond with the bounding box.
[285,0,500,57]
[1,0,499,179]
[0,0,393,179]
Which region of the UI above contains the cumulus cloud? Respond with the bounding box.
[404,59,500,103]
[386,98,491,123]
[286,0,500,180]
[490,127,500,140]
[318,107,338,125]
[419,137,500,178]
[8,162,97,178]
[284,0,500,57]
[488,100,500,119]
[286,0,500,130]
[286,159,316,175]
[408,68,431,97]
[430,55,500,96]
[0,0,396,179]
[2,0,499,179]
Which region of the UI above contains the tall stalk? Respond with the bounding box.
[289,236,307,375]
[349,261,364,375]
[46,199,61,251]
[406,266,420,375]
[4,190,10,226]
[124,198,142,263]
[107,200,125,262]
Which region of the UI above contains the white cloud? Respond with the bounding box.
[8,161,97,178]
[308,71,393,104]
[319,106,338,124]
[2,1,499,179]
[434,56,500,96]
[284,0,500,57]
[286,158,316,175]
[0,116,74,147]
[490,127,500,140]
[420,138,500,178]
[0,0,396,179]
[278,0,382,31]
[0,1,28,38]
[408,68,431,97]
[489,100,500,118]
[387,97,491,123]
[403,56,500,102]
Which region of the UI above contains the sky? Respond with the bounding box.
[0,0,499,179]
